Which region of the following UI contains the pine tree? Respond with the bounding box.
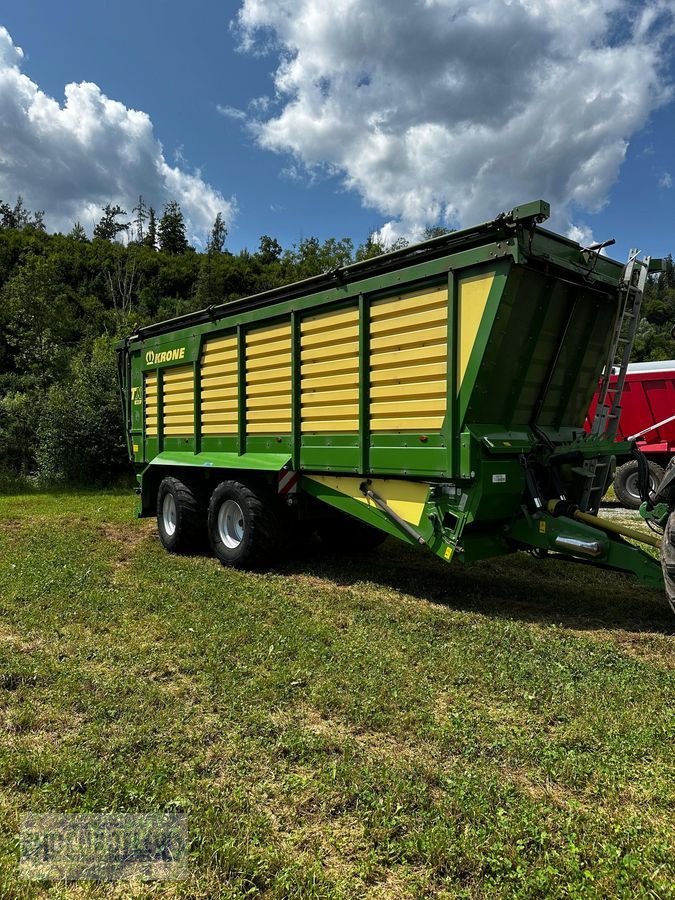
[144,207,157,250]
[158,201,188,255]
[68,222,87,242]
[355,232,385,261]
[208,212,227,254]
[31,209,46,231]
[0,195,31,230]
[132,195,147,243]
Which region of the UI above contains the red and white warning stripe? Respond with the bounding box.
[278,468,299,495]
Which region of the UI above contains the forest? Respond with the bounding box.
[0,195,673,487]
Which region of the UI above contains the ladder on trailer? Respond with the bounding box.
[579,250,651,513]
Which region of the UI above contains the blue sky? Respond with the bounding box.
[0,1,674,260]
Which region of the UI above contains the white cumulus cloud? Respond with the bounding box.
[235,0,675,239]
[0,26,235,241]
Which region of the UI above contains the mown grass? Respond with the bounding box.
[0,491,673,898]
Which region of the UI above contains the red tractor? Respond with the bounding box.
[587,360,675,507]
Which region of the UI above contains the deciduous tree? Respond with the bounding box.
[93,204,130,242]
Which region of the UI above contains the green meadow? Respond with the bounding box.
[0,491,673,898]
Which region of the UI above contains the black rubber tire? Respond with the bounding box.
[317,512,388,553]
[661,511,675,615]
[207,480,281,569]
[156,476,204,553]
[613,460,665,510]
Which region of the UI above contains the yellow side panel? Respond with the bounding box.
[247,380,292,398]
[247,364,292,385]
[302,372,360,391]
[247,322,289,346]
[302,340,359,364]
[370,285,447,321]
[246,321,292,433]
[247,396,292,413]
[247,408,292,424]
[370,325,447,353]
[203,334,237,352]
[369,285,448,432]
[303,388,359,406]
[202,369,237,394]
[370,379,446,400]
[202,411,239,423]
[161,401,194,415]
[164,367,194,385]
[144,372,158,437]
[371,415,444,431]
[202,425,237,435]
[371,398,444,415]
[301,307,357,333]
[369,304,447,336]
[163,415,194,427]
[301,324,359,349]
[301,305,359,433]
[301,358,358,379]
[247,349,291,371]
[163,364,194,436]
[161,390,193,405]
[201,399,238,412]
[305,475,430,526]
[201,334,238,435]
[458,273,495,387]
[370,345,446,369]
[247,336,291,358]
[200,352,236,367]
[247,421,291,434]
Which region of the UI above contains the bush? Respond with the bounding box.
[37,336,130,485]
[0,469,34,494]
[0,391,40,476]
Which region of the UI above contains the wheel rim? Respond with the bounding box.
[218,500,245,549]
[625,471,658,503]
[162,492,177,536]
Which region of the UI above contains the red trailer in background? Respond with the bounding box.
[587,360,675,507]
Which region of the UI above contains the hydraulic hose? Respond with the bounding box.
[632,444,652,505]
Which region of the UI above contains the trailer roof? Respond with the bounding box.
[626,360,675,374]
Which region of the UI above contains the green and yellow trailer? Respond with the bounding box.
[116,201,675,609]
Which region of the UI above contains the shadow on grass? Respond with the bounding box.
[267,537,675,637]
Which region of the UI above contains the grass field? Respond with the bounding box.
[0,491,673,898]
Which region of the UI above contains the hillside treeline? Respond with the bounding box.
[0,196,673,487]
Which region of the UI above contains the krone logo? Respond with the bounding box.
[145,347,186,366]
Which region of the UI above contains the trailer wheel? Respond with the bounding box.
[157,476,204,553]
[613,460,665,509]
[317,513,387,553]
[207,480,281,569]
[661,511,675,615]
